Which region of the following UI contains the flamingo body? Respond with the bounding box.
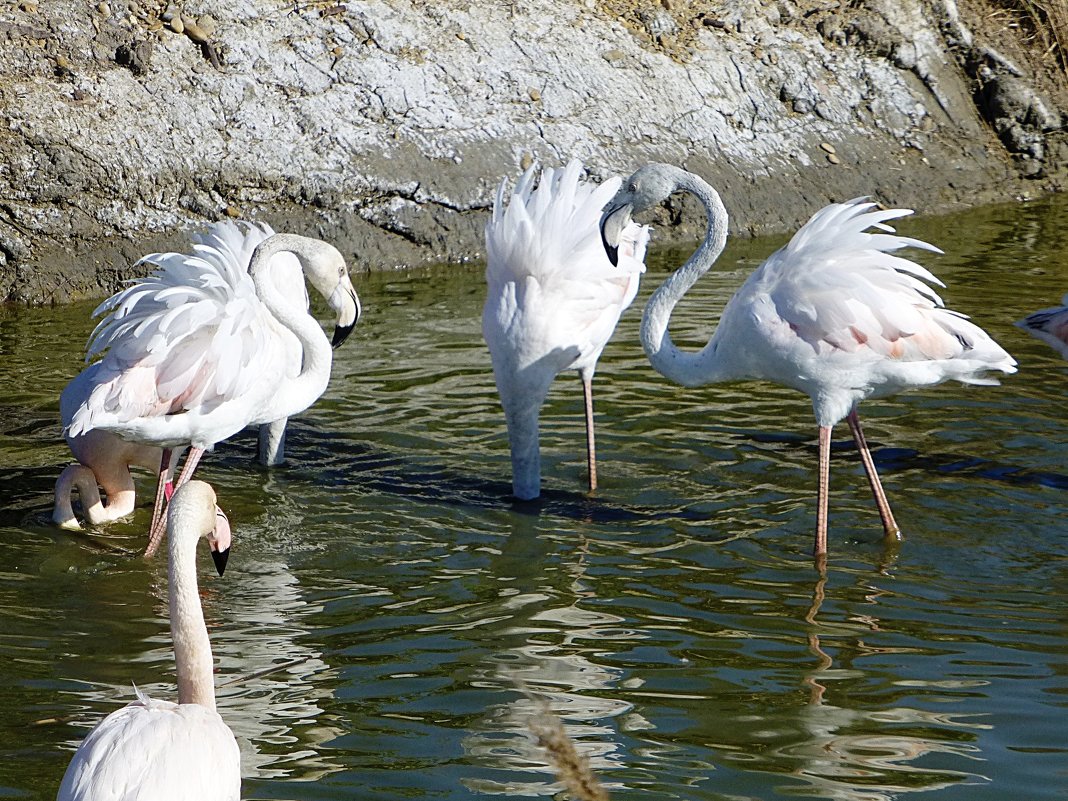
[64,228,359,551]
[483,160,648,499]
[56,481,239,801]
[696,200,1016,426]
[600,164,1016,554]
[56,689,240,801]
[1015,294,1068,359]
[53,364,173,529]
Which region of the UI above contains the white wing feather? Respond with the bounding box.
[57,691,240,801]
[484,160,649,377]
[68,223,289,439]
[748,199,1015,376]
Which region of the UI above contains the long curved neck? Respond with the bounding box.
[641,172,730,387]
[169,507,216,710]
[249,234,333,416]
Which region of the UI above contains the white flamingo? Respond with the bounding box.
[66,231,359,555]
[599,163,1016,556]
[483,160,649,499]
[1015,295,1068,359]
[56,480,239,801]
[52,222,358,531]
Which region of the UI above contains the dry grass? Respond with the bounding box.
[527,708,610,801]
[1003,0,1068,75]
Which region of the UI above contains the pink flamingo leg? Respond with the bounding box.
[846,408,901,541]
[582,376,597,494]
[147,449,173,548]
[815,425,832,557]
[145,447,204,557]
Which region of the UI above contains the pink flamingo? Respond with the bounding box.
[600,164,1017,556]
[64,228,359,554]
[483,160,649,499]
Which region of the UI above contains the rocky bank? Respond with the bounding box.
[0,0,1065,304]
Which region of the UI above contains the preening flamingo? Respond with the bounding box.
[56,480,239,801]
[1016,295,1068,358]
[483,160,649,499]
[599,163,1016,556]
[53,221,358,531]
[66,231,360,554]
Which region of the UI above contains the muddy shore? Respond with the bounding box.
[1,0,1065,304]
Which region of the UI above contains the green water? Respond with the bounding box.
[1,195,1067,800]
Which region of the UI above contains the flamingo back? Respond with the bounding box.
[735,199,1016,382]
[57,692,240,801]
[1015,294,1068,360]
[67,226,289,441]
[483,160,649,380]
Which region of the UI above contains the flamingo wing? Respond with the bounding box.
[57,694,240,801]
[750,199,1015,376]
[484,160,648,375]
[68,233,287,438]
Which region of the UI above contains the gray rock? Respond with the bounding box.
[0,0,1065,304]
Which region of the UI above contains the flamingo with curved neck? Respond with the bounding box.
[66,232,359,555]
[600,163,1016,557]
[54,222,359,534]
[57,480,239,800]
[483,160,648,500]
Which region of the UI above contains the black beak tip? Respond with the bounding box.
[599,215,621,267]
[331,322,355,349]
[212,546,230,576]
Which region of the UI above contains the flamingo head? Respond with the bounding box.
[600,163,687,266]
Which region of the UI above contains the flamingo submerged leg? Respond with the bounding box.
[815,426,832,557]
[846,408,901,542]
[145,447,205,557]
[582,375,598,493]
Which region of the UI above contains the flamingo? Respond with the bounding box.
[66,231,360,555]
[599,163,1016,556]
[1015,295,1068,358]
[56,480,238,800]
[52,221,358,531]
[483,160,649,500]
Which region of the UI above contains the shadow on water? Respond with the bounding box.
[221,424,1068,523]
[13,419,1068,534]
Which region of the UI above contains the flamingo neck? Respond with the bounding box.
[640,171,732,387]
[169,505,216,710]
[504,401,541,500]
[248,234,333,417]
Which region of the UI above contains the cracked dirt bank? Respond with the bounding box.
[1,0,1065,304]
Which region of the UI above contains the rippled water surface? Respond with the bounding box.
[2,195,1068,800]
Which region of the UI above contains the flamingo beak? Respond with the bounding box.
[331,318,356,348]
[599,200,633,268]
[329,275,361,349]
[210,507,232,576]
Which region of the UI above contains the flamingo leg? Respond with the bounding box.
[582,376,597,493]
[147,449,173,548]
[815,425,832,557]
[145,447,204,557]
[846,408,901,542]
